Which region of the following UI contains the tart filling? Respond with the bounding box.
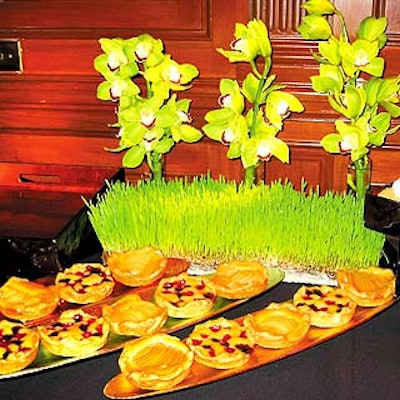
[185,317,255,369]
[153,272,217,319]
[211,260,269,299]
[0,320,40,374]
[336,267,395,307]
[118,334,194,391]
[102,293,168,336]
[243,302,310,348]
[293,285,356,328]
[37,309,109,357]
[0,276,60,322]
[55,263,115,304]
[106,246,168,287]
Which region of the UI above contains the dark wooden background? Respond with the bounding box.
[1,0,400,195]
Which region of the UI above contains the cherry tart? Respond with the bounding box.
[0,319,40,374]
[55,263,115,304]
[293,285,356,328]
[37,309,109,358]
[153,272,217,319]
[185,317,255,369]
[102,293,168,336]
[118,334,194,391]
[243,302,310,349]
[211,260,269,299]
[0,276,60,322]
[336,267,395,307]
[106,246,168,287]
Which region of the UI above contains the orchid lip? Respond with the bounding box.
[218,94,232,108]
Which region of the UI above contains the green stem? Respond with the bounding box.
[334,8,349,43]
[148,151,163,182]
[351,155,371,199]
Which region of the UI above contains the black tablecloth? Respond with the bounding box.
[1,282,399,400]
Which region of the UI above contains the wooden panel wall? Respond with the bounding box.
[0,0,399,195]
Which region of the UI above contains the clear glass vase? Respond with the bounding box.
[347,155,371,199]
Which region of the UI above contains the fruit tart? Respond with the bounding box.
[118,334,194,391]
[211,260,269,299]
[102,293,168,336]
[106,246,168,287]
[55,263,115,304]
[37,309,109,357]
[293,285,356,328]
[185,317,255,369]
[0,319,40,374]
[153,272,217,319]
[0,276,60,322]
[243,302,310,349]
[336,267,395,307]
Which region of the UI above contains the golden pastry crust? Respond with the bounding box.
[153,272,217,319]
[185,317,255,369]
[293,285,356,328]
[211,260,269,299]
[55,263,115,304]
[118,334,193,391]
[0,277,60,322]
[102,293,168,336]
[0,319,40,374]
[336,267,395,307]
[243,302,310,349]
[37,309,109,357]
[106,246,168,287]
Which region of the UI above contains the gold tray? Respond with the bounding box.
[103,294,399,399]
[0,259,284,379]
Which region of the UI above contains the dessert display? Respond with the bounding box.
[0,276,60,321]
[102,293,168,336]
[106,246,168,287]
[293,285,356,328]
[336,267,395,307]
[185,317,255,369]
[0,320,40,374]
[118,334,194,390]
[211,260,269,299]
[153,272,217,319]
[55,263,115,304]
[377,178,400,202]
[243,302,310,349]
[37,309,109,358]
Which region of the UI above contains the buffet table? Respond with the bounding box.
[1,187,399,400]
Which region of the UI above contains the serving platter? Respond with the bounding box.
[0,258,284,380]
[103,294,399,400]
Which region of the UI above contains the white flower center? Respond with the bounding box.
[277,100,290,117]
[107,53,121,70]
[257,142,271,159]
[339,137,354,152]
[110,81,126,98]
[140,109,156,128]
[222,128,235,144]
[354,50,369,67]
[135,42,151,61]
[167,65,181,84]
[218,94,232,108]
[177,110,192,123]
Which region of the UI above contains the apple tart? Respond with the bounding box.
[243,302,310,349]
[211,260,269,299]
[106,246,168,287]
[336,267,395,307]
[0,319,40,374]
[118,334,194,391]
[102,293,168,336]
[293,285,356,328]
[55,263,115,304]
[0,276,60,322]
[153,272,217,319]
[37,309,109,357]
[185,317,255,369]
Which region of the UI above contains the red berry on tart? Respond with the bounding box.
[37,309,109,357]
[55,263,115,304]
[0,319,40,374]
[153,272,217,319]
[293,285,356,328]
[185,317,255,369]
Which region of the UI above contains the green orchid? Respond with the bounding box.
[94,33,202,181]
[203,19,304,185]
[298,0,400,197]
